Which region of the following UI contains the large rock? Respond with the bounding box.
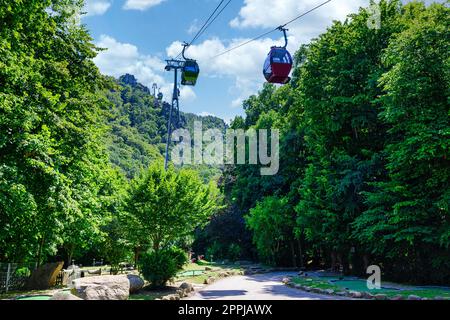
[125,274,144,293]
[350,291,363,298]
[72,275,130,300]
[26,262,64,290]
[179,282,194,292]
[50,291,83,300]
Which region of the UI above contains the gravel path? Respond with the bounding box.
[185,272,350,300]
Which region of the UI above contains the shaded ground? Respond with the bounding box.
[186,272,350,300]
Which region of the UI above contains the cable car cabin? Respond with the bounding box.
[181,60,200,86]
[263,47,293,84]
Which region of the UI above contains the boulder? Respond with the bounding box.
[203,277,215,285]
[26,262,64,290]
[324,289,335,295]
[350,291,363,299]
[179,282,194,292]
[407,295,422,301]
[87,268,102,275]
[176,289,188,298]
[205,267,213,271]
[361,292,375,299]
[374,294,388,300]
[125,274,144,293]
[281,277,291,284]
[72,275,130,300]
[50,291,83,300]
[311,288,322,294]
[390,295,405,301]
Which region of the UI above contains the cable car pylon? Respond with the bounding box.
[164,58,185,170]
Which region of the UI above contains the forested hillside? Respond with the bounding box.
[195,0,450,284]
[104,74,226,179]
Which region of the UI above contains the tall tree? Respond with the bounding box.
[0,0,111,264]
[126,162,222,254]
[354,2,450,283]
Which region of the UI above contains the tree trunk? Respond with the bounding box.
[67,245,75,268]
[134,246,141,268]
[297,238,304,269]
[290,240,297,268]
[331,251,337,272]
[36,237,45,268]
[363,254,369,272]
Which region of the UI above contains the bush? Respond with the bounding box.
[227,244,242,262]
[14,267,31,277]
[139,247,187,288]
[206,241,224,261]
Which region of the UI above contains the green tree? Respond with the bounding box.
[354,2,450,283]
[126,162,222,253]
[0,0,112,264]
[245,196,296,266]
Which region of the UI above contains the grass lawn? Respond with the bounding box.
[129,287,177,301]
[129,260,245,300]
[174,261,243,284]
[291,276,450,299]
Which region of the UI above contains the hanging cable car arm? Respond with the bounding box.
[277,27,289,48]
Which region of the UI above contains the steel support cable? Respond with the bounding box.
[174,0,230,59]
[209,0,332,60]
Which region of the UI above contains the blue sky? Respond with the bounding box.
[82,0,438,122]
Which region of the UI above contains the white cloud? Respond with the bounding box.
[84,0,112,16]
[94,35,196,103]
[188,19,201,35]
[123,0,166,11]
[230,0,368,29]
[179,86,197,102]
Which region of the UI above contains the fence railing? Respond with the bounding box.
[0,263,36,293]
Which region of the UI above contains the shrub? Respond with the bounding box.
[139,247,187,288]
[206,241,224,261]
[14,267,31,277]
[228,243,242,262]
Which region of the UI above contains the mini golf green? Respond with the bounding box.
[178,270,205,277]
[331,279,399,292]
[16,295,52,300]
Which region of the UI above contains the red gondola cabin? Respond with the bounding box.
[263,46,293,84]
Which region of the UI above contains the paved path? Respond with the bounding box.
[186,272,349,300]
